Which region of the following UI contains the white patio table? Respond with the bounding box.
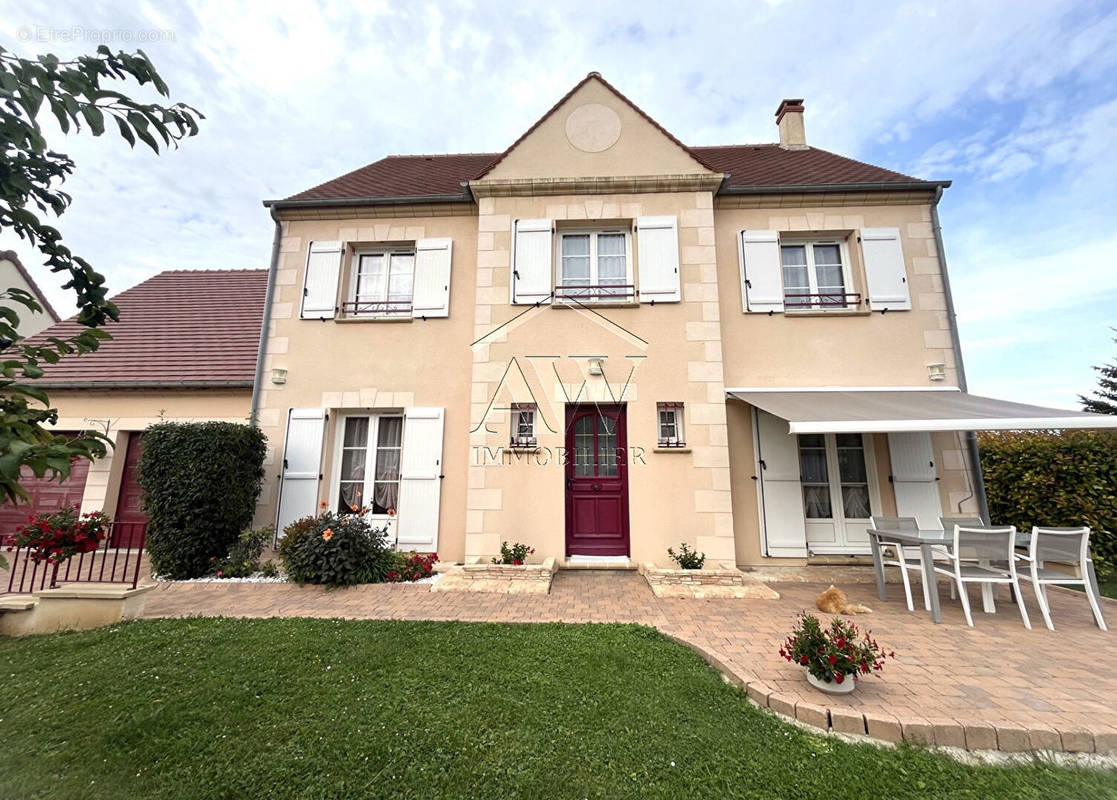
[864,527,1093,625]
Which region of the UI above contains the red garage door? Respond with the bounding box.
[0,435,91,543]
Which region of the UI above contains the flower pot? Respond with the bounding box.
[805,668,856,695]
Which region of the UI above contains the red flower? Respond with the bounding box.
[834,673,844,684]
[827,655,836,665]
[800,655,808,665]
[512,558,523,565]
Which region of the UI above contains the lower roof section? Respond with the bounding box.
[725,387,1117,433]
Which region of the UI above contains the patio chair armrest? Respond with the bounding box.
[1013,552,1035,562]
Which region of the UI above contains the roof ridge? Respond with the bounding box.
[157,268,268,274]
[383,152,500,159]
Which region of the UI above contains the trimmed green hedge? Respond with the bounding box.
[979,430,1116,575]
[139,422,267,579]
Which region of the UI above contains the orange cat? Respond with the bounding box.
[816,584,872,614]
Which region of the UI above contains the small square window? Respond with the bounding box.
[511,403,536,447]
[657,402,685,448]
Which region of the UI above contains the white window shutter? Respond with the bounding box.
[861,228,911,311]
[511,219,552,304]
[755,410,808,557]
[275,408,327,538]
[887,432,942,529]
[412,238,453,318]
[395,407,445,551]
[739,231,783,313]
[636,215,680,303]
[300,241,344,319]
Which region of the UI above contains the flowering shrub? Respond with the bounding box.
[779,613,894,686]
[492,541,534,565]
[10,505,110,564]
[386,551,439,582]
[667,542,705,570]
[279,510,392,586]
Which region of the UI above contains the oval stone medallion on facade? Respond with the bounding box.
[564,103,622,153]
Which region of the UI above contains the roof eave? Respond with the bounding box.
[719,180,951,195]
[33,380,255,390]
[264,192,474,210]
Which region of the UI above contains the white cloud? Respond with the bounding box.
[0,0,1114,405]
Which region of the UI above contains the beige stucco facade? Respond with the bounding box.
[257,75,979,568]
[45,389,251,518]
[1,254,57,338]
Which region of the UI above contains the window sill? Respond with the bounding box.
[783,308,871,317]
[335,315,414,324]
[552,299,639,310]
[654,446,691,453]
[508,445,540,452]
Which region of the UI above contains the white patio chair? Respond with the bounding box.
[1016,527,1107,631]
[870,516,926,612]
[935,525,1031,629]
[939,516,984,532]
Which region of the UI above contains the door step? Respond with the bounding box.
[563,555,634,570]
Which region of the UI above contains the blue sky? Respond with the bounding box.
[1,0,1114,408]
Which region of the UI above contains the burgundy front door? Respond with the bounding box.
[111,432,147,548]
[564,405,629,557]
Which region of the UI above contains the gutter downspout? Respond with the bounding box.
[250,209,282,426]
[931,186,990,523]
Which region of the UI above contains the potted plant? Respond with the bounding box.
[492,541,533,565]
[9,505,111,587]
[667,542,705,569]
[778,613,894,695]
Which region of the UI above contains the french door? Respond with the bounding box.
[800,433,881,553]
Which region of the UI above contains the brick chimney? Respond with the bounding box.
[776,99,807,150]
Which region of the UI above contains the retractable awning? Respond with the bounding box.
[725,387,1117,434]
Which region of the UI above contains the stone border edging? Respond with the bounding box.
[660,632,1114,756]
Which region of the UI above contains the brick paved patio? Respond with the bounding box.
[138,569,1116,754]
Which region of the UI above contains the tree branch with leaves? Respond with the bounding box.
[0,44,202,504]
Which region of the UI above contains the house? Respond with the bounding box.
[0,269,267,542]
[255,73,1117,568]
[1,250,60,339]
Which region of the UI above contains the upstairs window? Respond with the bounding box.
[556,229,633,302]
[510,403,537,447]
[780,241,852,310]
[346,249,415,317]
[657,402,685,448]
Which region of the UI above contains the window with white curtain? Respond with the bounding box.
[347,249,415,316]
[336,415,403,515]
[780,240,851,310]
[797,433,874,521]
[557,229,632,301]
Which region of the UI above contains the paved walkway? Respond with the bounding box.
[139,570,1117,754]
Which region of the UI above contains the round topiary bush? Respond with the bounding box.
[140,421,267,579]
[279,511,392,586]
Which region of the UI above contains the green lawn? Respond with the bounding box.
[0,619,1112,800]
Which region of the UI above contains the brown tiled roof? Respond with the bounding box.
[693,144,921,188]
[275,144,929,204]
[23,269,268,388]
[284,153,495,202]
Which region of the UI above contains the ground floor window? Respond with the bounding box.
[511,403,537,447]
[336,414,403,515]
[657,402,685,447]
